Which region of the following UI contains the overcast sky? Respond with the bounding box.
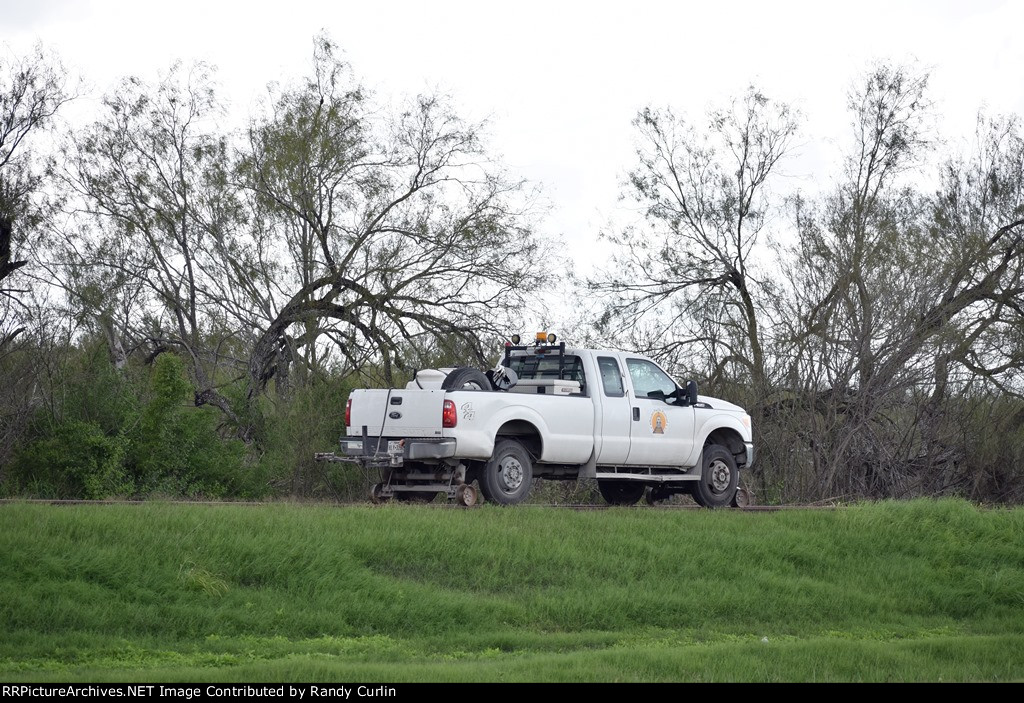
[4,0,1024,279]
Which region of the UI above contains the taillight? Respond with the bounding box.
[345,398,352,427]
[442,400,457,428]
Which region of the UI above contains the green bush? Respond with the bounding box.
[7,420,131,499]
[128,353,246,498]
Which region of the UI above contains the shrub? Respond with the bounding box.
[128,353,246,497]
[7,420,131,499]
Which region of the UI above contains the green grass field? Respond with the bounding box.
[1,498,1022,682]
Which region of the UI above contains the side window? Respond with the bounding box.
[597,356,624,397]
[625,358,677,398]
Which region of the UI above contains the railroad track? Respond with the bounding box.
[0,498,838,510]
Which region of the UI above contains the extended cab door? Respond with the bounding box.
[622,357,695,467]
[594,355,631,464]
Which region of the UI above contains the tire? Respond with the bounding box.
[441,367,492,391]
[478,439,533,505]
[598,480,646,506]
[691,444,739,508]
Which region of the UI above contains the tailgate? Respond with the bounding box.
[347,388,447,438]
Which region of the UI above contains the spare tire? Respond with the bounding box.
[441,367,492,391]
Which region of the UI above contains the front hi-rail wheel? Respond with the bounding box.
[732,485,752,507]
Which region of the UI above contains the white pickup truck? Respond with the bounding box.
[322,338,753,507]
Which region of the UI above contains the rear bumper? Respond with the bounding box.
[341,436,457,465]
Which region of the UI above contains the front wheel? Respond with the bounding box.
[479,439,533,505]
[598,480,646,506]
[691,444,739,508]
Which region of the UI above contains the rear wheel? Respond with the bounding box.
[479,439,533,505]
[691,444,739,508]
[598,480,646,506]
[455,483,478,507]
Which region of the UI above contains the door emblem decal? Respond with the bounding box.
[651,410,667,434]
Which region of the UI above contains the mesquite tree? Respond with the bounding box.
[1,43,69,352]
[589,87,798,391]
[54,39,548,439]
[774,66,1024,501]
[237,38,546,394]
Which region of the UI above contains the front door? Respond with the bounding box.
[623,357,694,466]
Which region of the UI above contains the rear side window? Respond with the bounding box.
[597,356,624,397]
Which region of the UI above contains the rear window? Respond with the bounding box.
[508,354,587,394]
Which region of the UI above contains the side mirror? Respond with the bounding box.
[686,380,699,406]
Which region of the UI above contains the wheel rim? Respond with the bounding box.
[499,456,524,491]
[709,459,732,494]
[734,486,750,507]
[458,485,476,506]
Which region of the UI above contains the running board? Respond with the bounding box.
[595,472,699,482]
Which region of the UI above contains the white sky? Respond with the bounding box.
[4,0,1024,285]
